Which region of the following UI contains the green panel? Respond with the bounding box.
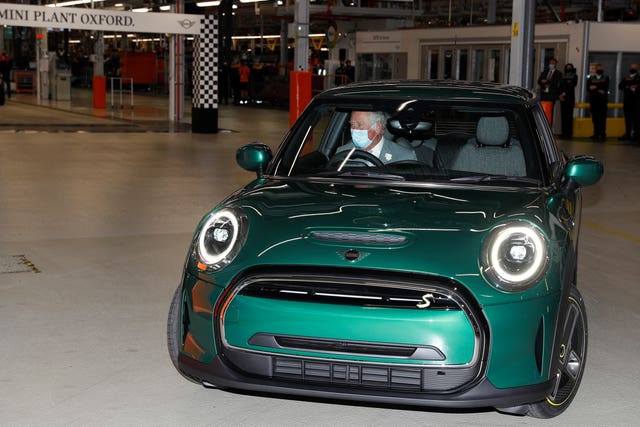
[484,293,560,388]
[190,182,560,307]
[224,296,476,365]
[181,273,224,363]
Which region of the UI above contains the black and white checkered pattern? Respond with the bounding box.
[192,15,218,109]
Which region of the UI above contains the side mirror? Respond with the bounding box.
[564,155,603,189]
[236,143,273,177]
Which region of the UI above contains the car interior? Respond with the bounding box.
[285,102,539,183]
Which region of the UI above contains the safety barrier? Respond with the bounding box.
[572,102,625,138]
[109,77,134,110]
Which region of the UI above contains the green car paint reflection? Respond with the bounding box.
[168,81,602,418]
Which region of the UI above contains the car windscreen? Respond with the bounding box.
[271,99,544,186]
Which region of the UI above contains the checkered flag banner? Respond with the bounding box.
[193,15,218,109]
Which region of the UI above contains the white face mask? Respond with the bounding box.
[351,128,372,149]
[548,64,556,71]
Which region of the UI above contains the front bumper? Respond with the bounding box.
[178,353,554,409]
[177,266,560,408]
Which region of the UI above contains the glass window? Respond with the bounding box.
[275,98,544,185]
[489,49,501,82]
[473,49,485,81]
[444,50,453,79]
[458,49,468,80]
[356,53,404,81]
[430,51,439,79]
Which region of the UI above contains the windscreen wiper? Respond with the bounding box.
[337,170,406,181]
[309,170,406,181]
[449,174,541,185]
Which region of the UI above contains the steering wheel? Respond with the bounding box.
[327,149,385,168]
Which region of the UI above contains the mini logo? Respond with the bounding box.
[178,19,196,30]
[344,249,361,262]
[416,293,435,309]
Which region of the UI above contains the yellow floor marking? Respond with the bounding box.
[583,220,640,243]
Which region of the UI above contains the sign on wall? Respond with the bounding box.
[0,3,201,35]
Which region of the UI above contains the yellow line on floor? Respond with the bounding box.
[583,220,640,243]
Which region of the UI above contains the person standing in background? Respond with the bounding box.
[587,64,610,140]
[537,58,562,124]
[238,60,251,104]
[617,64,640,141]
[344,59,355,84]
[558,63,578,139]
[334,60,346,86]
[0,50,12,99]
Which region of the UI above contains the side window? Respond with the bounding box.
[300,110,332,156]
[532,104,561,179]
[286,109,350,175]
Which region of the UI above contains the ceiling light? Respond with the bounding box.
[196,1,221,6]
[46,0,105,7]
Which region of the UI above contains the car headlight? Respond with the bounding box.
[481,222,549,292]
[196,208,247,271]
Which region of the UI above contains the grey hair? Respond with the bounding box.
[368,111,386,126]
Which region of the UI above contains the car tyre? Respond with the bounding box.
[527,286,588,418]
[167,284,199,383]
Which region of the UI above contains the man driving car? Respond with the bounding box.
[339,111,417,164]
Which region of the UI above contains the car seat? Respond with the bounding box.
[450,116,526,176]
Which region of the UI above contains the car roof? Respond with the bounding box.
[317,80,535,104]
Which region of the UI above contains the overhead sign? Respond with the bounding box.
[357,31,401,53]
[0,3,202,35]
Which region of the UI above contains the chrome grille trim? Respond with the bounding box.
[238,280,461,310]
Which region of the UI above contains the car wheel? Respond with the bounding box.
[167,284,198,383]
[527,286,588,418]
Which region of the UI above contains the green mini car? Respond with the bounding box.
[168,81,603,418]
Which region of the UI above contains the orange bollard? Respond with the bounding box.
[93,76,106,109]
[289,71,312,126]
[541,100,554,124]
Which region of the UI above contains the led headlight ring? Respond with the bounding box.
[197,208,246,271]
[482,222,549,292]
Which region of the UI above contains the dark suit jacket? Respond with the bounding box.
[538,68,562,101]
[338,138,417,164]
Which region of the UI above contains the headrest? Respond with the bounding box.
[476,116,509,146]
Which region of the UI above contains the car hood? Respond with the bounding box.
[215,179,555,301]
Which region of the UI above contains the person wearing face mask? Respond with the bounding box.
[339,111,416,164]
[537,58,562,124]
[617,64,640,141]
[587,64,610,140]
[558,64,578,138]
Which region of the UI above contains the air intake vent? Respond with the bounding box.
[310,231,407,246]
[273,357,423,391]
[249,333,446,361]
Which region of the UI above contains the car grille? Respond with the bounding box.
[218,267,487,394]
[238,280,460,310]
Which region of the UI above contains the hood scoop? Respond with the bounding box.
[309,231,407,246]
